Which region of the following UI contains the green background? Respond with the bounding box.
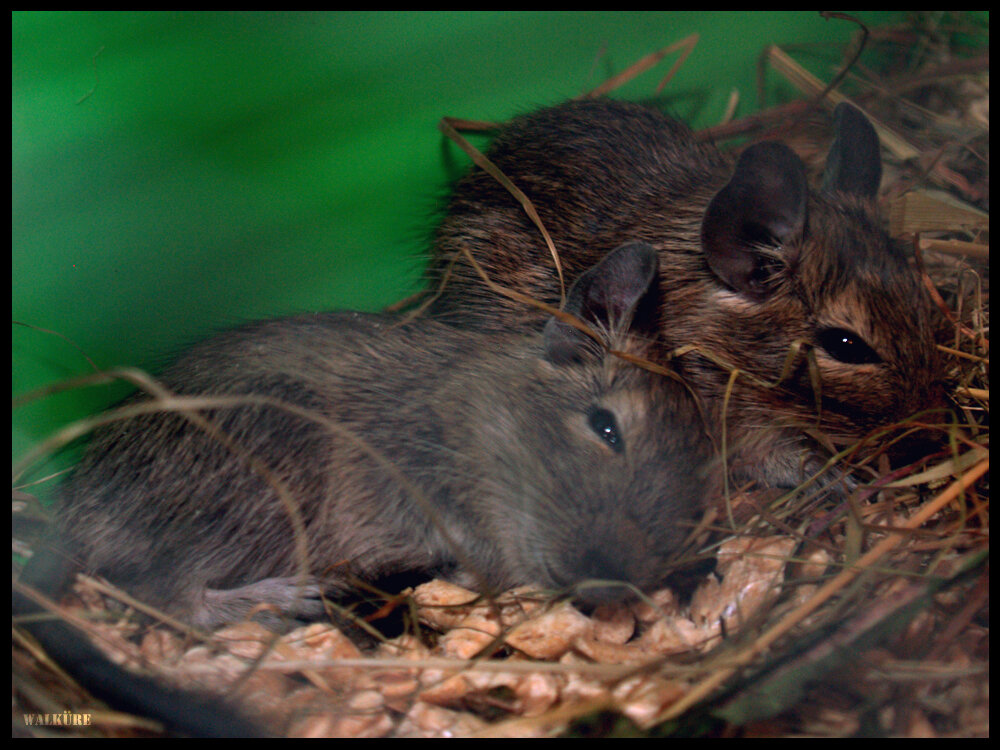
[13,11,897,480]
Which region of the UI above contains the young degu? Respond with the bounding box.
[21,241,717,632]
[17,240,721,735]
[427,99,946,491]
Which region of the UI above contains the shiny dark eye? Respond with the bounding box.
[816,327,881,365]
[587,407,623,453]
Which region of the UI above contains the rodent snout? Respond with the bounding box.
[543,523,664,606]
[570,547,636,605]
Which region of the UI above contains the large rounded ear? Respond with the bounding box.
[543,241,659,365]
[700,142,807,301]
[821,102,882,198]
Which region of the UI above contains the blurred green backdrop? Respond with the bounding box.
[13,11,898,481]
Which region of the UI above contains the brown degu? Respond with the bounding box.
[428,99,945,490]
[22,241,717,636]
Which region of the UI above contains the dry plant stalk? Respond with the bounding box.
[765,44,921,161]
[582,33,699,99]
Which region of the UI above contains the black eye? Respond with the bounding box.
[587,407,623,453]
[816,327,881,365]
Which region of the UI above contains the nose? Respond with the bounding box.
[571,547,633,605]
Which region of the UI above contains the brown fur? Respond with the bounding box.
[29,242,718,629]
[427,99,945,489]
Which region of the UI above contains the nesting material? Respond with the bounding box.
[13,13,988,739]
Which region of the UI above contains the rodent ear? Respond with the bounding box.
[821,102,883,199]
[700,141,807,301]
[543,240,659,365]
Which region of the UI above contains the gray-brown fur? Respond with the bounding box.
[34,242,717,629]
[427,98,945,489]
